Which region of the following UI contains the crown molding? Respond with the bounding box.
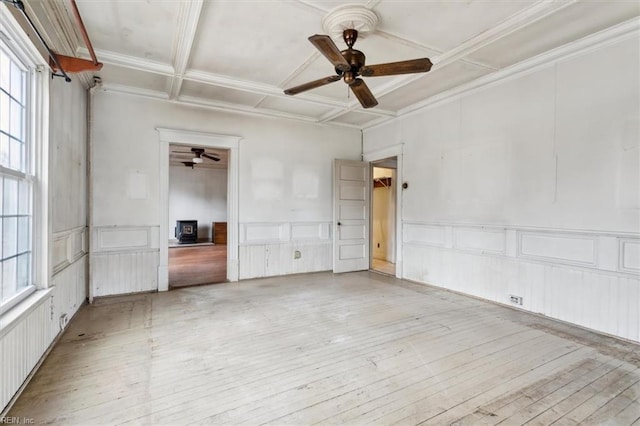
[363,17,640,131]
[168,0,204,99]
[100,83,170,100]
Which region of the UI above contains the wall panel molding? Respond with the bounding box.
[239,222,332,245]
[619,238,640,273]
[403,222,639,277]
[518,232,597,267]
[454,227,506,255]
[92,225,160,253]
[52,226,88,275]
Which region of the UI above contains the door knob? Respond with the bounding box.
[337,222,342,226]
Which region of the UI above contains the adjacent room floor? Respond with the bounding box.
[9,272,640,425]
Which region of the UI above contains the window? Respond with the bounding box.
[0,38,34,314]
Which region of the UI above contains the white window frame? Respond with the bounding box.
[0,5,50,315]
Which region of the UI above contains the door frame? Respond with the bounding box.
[364,144,403,279]
[156,128,241,291]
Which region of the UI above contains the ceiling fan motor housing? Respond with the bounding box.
[339,46,366,85]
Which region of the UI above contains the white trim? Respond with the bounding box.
[402,221,640,279]
[157,128,241,289]
[364,144,403,279]
[168,0,204,99]
[0,4,50,317]
[100,83,170,100]
[0,4,47,67]
[76,47,175,76]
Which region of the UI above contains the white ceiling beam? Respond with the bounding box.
[375,30,498,71]
[168,0,204,100]
[319,100,396,124]
[177,95,361,129]
[76,47,175,75]
[183,69,348,109]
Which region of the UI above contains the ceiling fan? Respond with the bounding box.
[172,147,220,168]
[284,29,433,108]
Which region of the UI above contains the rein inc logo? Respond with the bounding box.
[0,418,34,424]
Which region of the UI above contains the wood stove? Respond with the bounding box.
[176,220,198,244]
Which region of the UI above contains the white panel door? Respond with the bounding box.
[333,159,369,273]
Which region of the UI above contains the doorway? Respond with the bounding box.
[370,157,397,276]
[157,128,241,291]
[167,144,228,288]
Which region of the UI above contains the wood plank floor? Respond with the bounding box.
[169,244,227,288]
[8,272,640,425]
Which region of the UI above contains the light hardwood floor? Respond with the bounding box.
[9,272,640,425]
[372,258,395,276]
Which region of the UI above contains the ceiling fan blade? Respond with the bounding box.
[308,35,351,72]
[202,153,220,161]
[350,79,378,109]
[181,161,195,168]
[360,58,433,77]
[284,75,341,96]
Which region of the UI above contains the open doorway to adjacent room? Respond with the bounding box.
[168,144,229,288]
[370,157,397,276]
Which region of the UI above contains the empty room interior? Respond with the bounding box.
[1,0,639,424]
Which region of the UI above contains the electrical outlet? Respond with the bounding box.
[509,295,523,305]
[294,250,301,259]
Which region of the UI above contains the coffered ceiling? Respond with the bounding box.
[22,0,640,129]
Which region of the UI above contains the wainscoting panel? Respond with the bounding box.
[0,296,51,411]
[91,251,159,297]
[454,227,505,254]
[51,256,88,336]
[0,249,87,412]
[402,223,448,247]
[91,226,160,297]
[239,222,332,279]
[52,226,87,274]
[402,222,640,342]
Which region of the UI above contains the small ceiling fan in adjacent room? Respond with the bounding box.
[172,147,220,168]
[283,28,433,108]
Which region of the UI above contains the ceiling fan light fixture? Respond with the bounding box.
[192,157,203,164]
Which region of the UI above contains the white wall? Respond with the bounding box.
[364,34,640,342]
[2,76,88,412]
[169,166,227,241]
[90,92,360,293]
